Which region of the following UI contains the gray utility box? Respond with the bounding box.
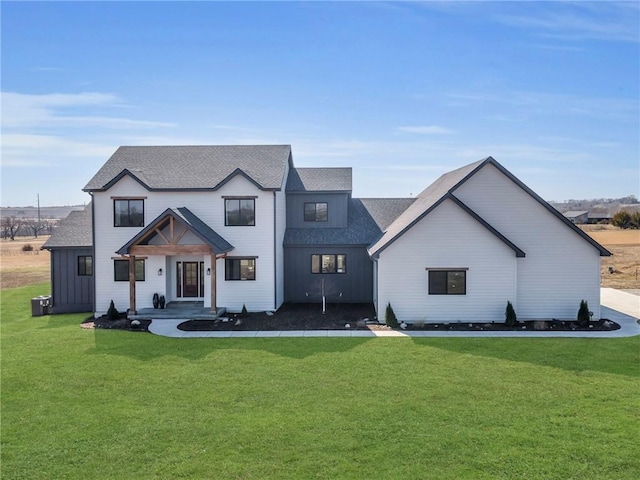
[31,295,52,316]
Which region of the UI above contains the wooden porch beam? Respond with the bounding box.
[129,255,136,314]
[210,254,217,313]
[129,244,213,256]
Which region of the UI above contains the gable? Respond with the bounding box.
[452,161,610,257]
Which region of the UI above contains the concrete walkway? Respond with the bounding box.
[148,289,640,339]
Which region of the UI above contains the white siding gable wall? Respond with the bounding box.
[377,199,517,323]
[92,173,278,316]
[453,163,602,319]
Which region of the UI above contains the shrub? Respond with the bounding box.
[240,304,248,317]
[505,301,517,327]
[106,300,120,321]
[385,303,399,328]
[577,300,590,327]
[22,244,34,252]
[612,211,635,229]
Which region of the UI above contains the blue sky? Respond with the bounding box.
[2,1,639,206]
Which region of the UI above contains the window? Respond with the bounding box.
[114,199,144,227]
[225,258,256,280]
[225,198,255,226]
[311,254,346,274]
[114,259,145,282]
[304,202,328,222]
[78,256,93,276]
[428,270,466,295]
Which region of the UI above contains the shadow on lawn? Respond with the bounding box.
[87,329,374,361]
[419,337,639,378]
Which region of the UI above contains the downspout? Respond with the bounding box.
[273,191,277,311]
[89,192,96,318]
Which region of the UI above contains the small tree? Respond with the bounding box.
[577,300,590,327]
[106,300,120,321]
[385,303,399,328]
[505,301,517,327]
[612,211,632,229]
[240,303,248,317]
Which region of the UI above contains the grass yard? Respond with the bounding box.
[2,284,639,479]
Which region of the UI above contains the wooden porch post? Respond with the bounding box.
[129,255,136,314]
[210,254,216,313]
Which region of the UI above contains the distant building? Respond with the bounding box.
[563,211,589,224]
[587,212,612,224]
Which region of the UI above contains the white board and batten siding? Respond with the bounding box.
[92,173,279,316]
[377,199,517,324]
[454,163,602,319]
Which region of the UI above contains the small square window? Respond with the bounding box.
[114,199,144,227]
[304,202,328,222]
[114,259,145,282]
[225,258,256,280]
[428,270,466,295]
[225,199,255,226]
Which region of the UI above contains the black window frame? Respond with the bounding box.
[113,199,145,227]
[428,270,466,295]
[77,255,93,276]
[225,198,256,226]
[114,259,145,282]
[225,258,256,281]
[304,202,328,222]
[311,254,347,274]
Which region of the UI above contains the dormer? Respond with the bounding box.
[285,168,352,228]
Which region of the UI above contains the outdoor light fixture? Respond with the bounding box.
[206,268,211,276]
[158,268,163,276]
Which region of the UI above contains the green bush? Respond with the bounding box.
[385,303,399,328]
[577,300,590,327]
[612,210,640,229]
[505,301,517,327]
[106,300,120,321]
[240,304,248,317]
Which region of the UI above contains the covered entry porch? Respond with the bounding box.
[116,207,234,315]
[130,301,227,320]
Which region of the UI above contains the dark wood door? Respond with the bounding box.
[183,262,199,297]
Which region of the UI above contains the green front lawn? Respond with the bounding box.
[2,284,639,479]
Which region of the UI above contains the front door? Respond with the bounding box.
[183,262,199,297]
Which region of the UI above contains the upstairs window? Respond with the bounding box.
[311,254,346,274]
[304,202,328,222]
[114,199,144,227]
[428,270,466,295]
[77,256,93,276]
[225,198,255,226]
[114,259,145,282]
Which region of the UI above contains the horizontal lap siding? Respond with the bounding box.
[454,164,602,319]
[284,246,373,303]
[377,199,517,323]
[93,174,277,315]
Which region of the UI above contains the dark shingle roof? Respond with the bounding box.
[84,145,292,192]
[368,159,485,256]
[42,204,93,249]
[116,207,233,255]
[368,157,610,257]
[286,168,352,192]
[359,198,417,231]
[284,198,412,246]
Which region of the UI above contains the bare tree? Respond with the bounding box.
[1,215,22,240]
[24,218,51,238]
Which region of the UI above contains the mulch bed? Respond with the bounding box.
[179,303,378,331]
[84,304,620,333]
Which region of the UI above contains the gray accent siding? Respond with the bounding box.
[286,193,349,228]
[284,246,373,303]
[50,248,94,313]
